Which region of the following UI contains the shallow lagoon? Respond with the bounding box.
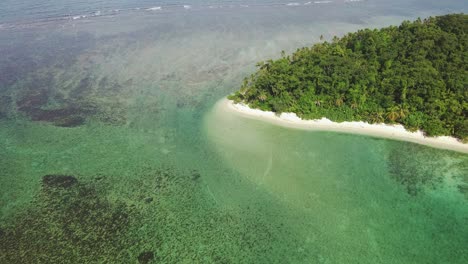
[1,1,467,263]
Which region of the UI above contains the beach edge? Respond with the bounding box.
[220,98,468,154]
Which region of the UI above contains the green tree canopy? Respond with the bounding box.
[229,14,468,141]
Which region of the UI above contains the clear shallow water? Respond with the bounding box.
[206,100,468,262]
[0,0,467,263]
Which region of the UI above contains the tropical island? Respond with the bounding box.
[228,14,467,145]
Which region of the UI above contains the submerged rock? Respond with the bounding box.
[16,88,91,128]
[0,95,12,119]
[42,175,78,189]
[191,170,201,181]
[30,105,92,123]
[53,115,86,127]
[16,89,49,112]
[458,184,468,199]
[138,251,154,264]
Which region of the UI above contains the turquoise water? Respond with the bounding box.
[206,100,468,263]
[1,1,467,263]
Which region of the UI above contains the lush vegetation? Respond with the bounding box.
[229,14,468,141]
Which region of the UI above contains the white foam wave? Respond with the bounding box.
[314,1,333,3]
[286,3,301,6]
[72,15,87,20]
[146,6,162,11]
[183,5,191,9]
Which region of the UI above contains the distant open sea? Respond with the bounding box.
[1,0,465,25]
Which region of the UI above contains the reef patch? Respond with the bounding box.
[138,251,155,264]
[0,174,136,263]
[42,174,78,189]
[11,72,130,127]
[0,95,12,119]
[387,143,466,196]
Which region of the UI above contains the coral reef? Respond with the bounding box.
[0,175,136,263]
[13,77,129,127]
[15,87,90,127]
[138,251,155,264]
[387,144,466,196]
[0,166,302,263]
[0,95,12,119]
[42,174,78,189]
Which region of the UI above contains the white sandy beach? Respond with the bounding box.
[221,98,468,154]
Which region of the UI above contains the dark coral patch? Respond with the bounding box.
[30,107,80,121]
[138,251,155,264]
[0,175,135,263]
[0,95,12,118]
[12,72,130,127]
[31,107,88,127]
[458,184,468,199]
[42,175,78,189]
[191,170,201,181]
[387,144,451,196]
[16,88,95,127]
[16,89,49,113]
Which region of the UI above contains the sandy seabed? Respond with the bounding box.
[221,98,468,154]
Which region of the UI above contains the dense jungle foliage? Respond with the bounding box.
[229,14,467,141]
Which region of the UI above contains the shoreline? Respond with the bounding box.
[221,98,468,154]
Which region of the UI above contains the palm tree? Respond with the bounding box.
[258,91,267,102]
[335,94,345,107]
[398,104,409,119]
[386,106,400,122]
[371,111,385,123]
[259,60,273,71]
[239,86,249,96]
